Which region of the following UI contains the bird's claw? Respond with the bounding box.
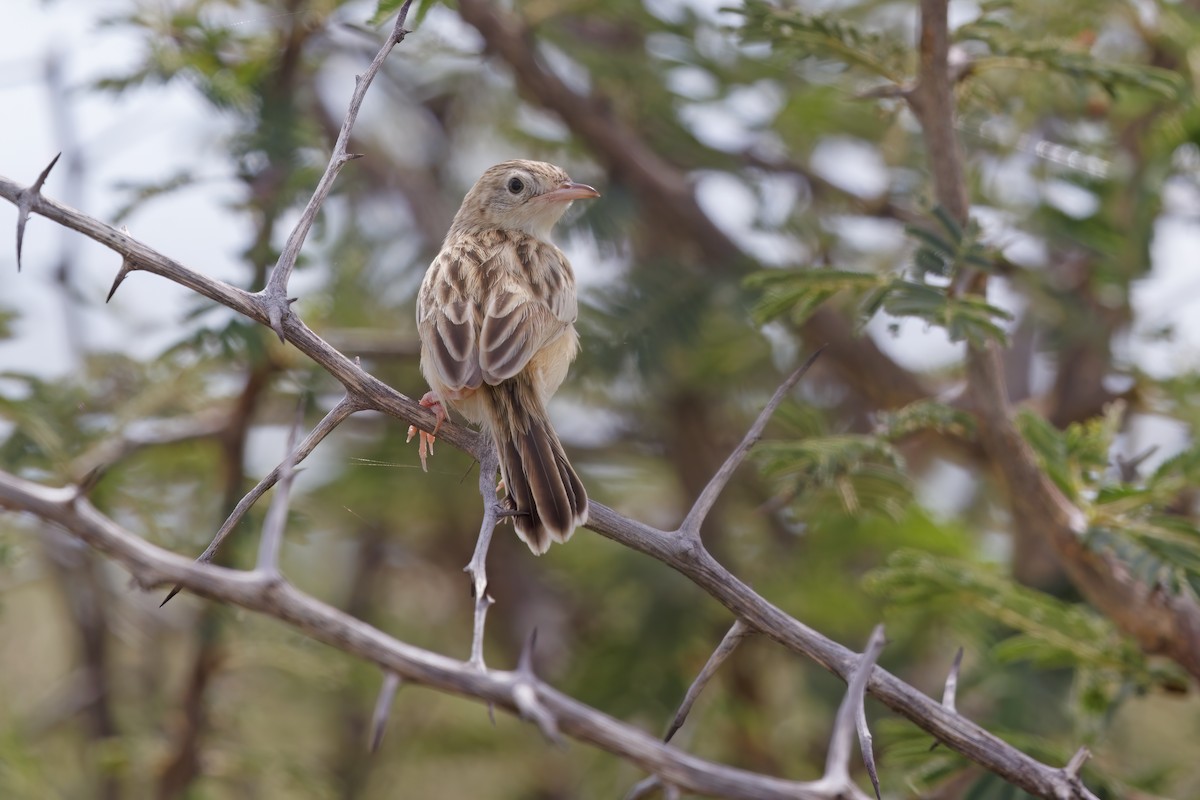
[407,392,445,472]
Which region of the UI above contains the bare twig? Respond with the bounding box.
[929,646,965,752]
[810,625,885,800]
[465,443,503,671]
[910,0,969,229]
[512,629,563,746]
[664,619,753,743]
[680,347,825,535]
[254,403,304,575]
[162,394,362,605]
[71,408,229,484]
[856,701,880,800]
[942,647,964,713]
[1064,747,1091,779]
[623,776,663,800]
[369,671,403,753]
[259,1,415,341]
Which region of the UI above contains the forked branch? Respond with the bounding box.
[260,0,417,341]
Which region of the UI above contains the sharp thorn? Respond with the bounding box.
[160,584,183,607]
[15,153,62,272]
[16,201,30,272]
[106,262,133,303]
[32,152,62,192]
[77,466,105,495]
[518,627,539,675]
[369,672,402,753]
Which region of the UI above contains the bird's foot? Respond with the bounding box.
[406,392,445,471]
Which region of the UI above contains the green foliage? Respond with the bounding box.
[1014,403,1200,599]
[756,434,910,519]
[959,18,1186,101]
[868,549,1185,695]
[748,207,1012,345]
[746,268,885,326]
[734,0,910,81]
[906,208,999,281]
[875,399,978,443]
[875,279,1014,345]
[1015,403,1122,502]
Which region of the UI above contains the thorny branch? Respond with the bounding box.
[0,163,1099,800]
[253,404,304,576]
[0,469,870,800]
[0,3,1106,796]
[465,442,504,671]
[811,626,887,800]
[681,347,825,536]
[664,620,753,744]
[259,0,416,341]
[0,167,1104,796]
[161,393,364,605]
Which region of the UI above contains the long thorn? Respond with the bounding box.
[369,671,403,753]
[16,152,61,271]
[664,619,752,743]
[681,346,826,534]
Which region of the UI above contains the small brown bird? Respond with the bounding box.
[411,160,598,554]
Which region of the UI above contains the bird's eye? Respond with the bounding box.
[507,177,524,194]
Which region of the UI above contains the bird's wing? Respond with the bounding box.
[417,247,484,394]
[479,240,575,385]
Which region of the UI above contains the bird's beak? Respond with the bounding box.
[539,181,601,203]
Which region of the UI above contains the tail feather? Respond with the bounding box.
[486,378,588,555]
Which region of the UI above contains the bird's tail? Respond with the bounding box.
[483,376,588,555]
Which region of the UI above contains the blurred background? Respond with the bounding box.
[2,0,1200,797]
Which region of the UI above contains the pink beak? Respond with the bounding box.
[539,181,601,203]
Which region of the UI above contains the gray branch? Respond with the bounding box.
[259,0,416,341]
[161,394,363,605]
[680,347,824,536]
[465,442,503,671]
[0,168,1099,799]
[0,469,891,800]
[664,619,753,743]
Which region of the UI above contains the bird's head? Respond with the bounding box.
[451,160,600,241]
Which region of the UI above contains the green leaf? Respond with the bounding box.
[876,400,978,442]
[756,435,910,519]
[866,550,1180,690]
[746,268,885,325]
[732,0,909,81]
[881,280,1013,345]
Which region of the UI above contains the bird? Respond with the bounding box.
[410,160,598,555]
